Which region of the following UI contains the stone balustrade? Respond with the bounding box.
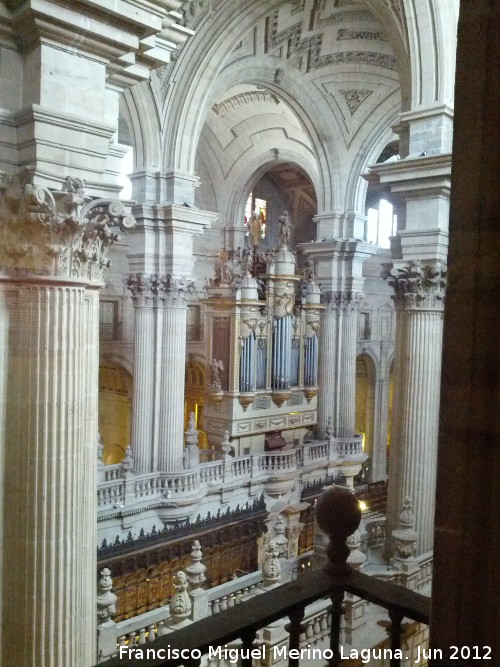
[333,434,365,459]
[96,438,366,520]
[97,480,126,509]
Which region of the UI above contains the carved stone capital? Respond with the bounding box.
[0,173,135,283]
[158,274,196,307]
[127,273,158,307]
[381,260,447,311]
[322,291,363,313]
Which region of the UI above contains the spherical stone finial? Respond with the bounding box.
[315,486,362,575]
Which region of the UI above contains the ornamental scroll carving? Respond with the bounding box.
[304,313,321,338]
[127,273,195,308]
[381,260,447,310]
[240,307,260,339]
[0,173,135,282]
[322,291,363,313]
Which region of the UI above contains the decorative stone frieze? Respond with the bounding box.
[381,260,447,310]
[0,173,134,282]
[212,91,280,117]
[340,88,374,115]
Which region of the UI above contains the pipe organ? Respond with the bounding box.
[203,242,324,455]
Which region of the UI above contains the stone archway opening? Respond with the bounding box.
[98,359,132,464]
[355,354,377,480]
[242,163,317,253]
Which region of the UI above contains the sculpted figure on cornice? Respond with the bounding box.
[381,260,447,310]
[0,172,135,283]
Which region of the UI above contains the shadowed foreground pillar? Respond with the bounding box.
[430,0,500,660]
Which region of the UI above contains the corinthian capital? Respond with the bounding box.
[381,260,447,310]
[322,291,363,313]
[0,172,135,283]
[158,275,196,307]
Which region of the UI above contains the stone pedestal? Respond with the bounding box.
[383,261,446,555]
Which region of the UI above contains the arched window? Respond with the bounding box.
[243,193,267,239]
[366,198,397,249]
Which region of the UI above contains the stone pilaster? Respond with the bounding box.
[318,291,362,438]
[0,176,132,667]
[383,260,446,555]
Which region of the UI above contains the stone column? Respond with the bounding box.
[127,274,156,473]
[299,240,374,440]
[383,260,446,555]
[128,203,213,473]
[318,292,362,437]
[0,177,131,667]
[157,277,194,471]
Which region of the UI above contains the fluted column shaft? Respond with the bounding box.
[2,283,96,667]
[384,261,446,555]
[0,179,133,667]
[318,293,361,437]
[158,302,187,471]
[128,274,193,473]
[130,299,155,473]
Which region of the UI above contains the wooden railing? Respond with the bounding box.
[96,487,429,667]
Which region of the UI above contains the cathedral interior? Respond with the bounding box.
[0,0,498,665]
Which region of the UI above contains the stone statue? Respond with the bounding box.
[304,257,315,280]
[213,248,232,285]
[278,210,292,247]
[210,359,223,391]
[248,209,262,248]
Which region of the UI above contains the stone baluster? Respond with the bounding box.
[0,177,133,667]
[382,261,446,554]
